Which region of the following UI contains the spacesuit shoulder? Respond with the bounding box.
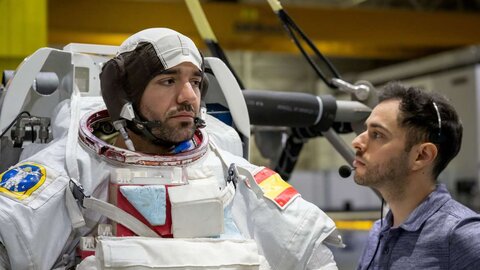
[0,159,72,270]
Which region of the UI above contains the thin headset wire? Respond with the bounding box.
[432,101,442,139]
[380,198,384,227]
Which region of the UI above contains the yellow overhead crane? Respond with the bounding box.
[47,0,480,59]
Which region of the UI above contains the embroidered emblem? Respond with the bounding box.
[254,167,300,209]
[0,162,46,200]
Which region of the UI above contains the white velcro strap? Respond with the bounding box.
[95,237,261,269]
[83,197,159,238]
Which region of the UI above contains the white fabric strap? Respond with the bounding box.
[208,140,229,167]
[95,237,261,269]
[83,197,159,238]
[208,140,236,206]
[65,88,81,180]
[235,166,264,200]
[219,179,236,207]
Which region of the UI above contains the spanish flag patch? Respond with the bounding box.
[254,167,300,210]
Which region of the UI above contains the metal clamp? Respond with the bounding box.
[226,163,238,189]
[331,78,371,101]
[69,179,89,208]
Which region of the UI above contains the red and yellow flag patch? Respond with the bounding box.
[254,168,300,210]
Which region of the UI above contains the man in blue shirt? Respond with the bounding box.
[352,81,480,269]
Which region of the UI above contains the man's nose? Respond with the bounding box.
[352,131,367,152]
[178,81,198,104]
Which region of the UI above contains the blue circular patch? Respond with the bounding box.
[1,164,43,192]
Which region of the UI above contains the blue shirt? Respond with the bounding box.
[357,184,480,269]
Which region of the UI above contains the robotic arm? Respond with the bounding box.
[244,86,374,179]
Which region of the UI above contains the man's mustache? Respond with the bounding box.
[166,103,195,117]
[177,103,194,112]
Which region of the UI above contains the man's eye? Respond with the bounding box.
[160,78,175,85]
[371,131,382,139]
[190,79,201,88]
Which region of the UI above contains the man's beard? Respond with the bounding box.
[150,103,197,145]
[354,151,410,191]
[150,120,196,145]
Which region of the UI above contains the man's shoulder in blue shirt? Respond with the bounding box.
[357,184,480,270]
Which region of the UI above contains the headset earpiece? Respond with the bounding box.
[430,101,444,144]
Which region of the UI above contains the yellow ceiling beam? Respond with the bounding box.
[0,0,47,57]
[48,0,480,59]
[0,0,47,70]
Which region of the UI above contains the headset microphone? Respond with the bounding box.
[339,165,355,178]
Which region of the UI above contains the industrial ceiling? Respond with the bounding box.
[47,0,480,61]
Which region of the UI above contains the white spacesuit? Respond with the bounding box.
[0,28,342,270]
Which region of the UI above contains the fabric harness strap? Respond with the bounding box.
[68,179,159,238]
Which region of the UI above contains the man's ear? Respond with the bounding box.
[411,142,438,171]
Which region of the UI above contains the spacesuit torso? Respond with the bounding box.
[0,97,342,270]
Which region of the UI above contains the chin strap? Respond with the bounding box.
[194,117,206,128]
[129,118,172,146]
[195,106,207,128]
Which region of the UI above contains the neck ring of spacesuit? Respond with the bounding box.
[78,109,208,167]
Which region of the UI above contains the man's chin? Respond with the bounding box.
[353,176,368,186]
[173,128,196,142]
[150,124,195,144]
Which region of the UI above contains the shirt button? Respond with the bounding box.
[383,247,390,254]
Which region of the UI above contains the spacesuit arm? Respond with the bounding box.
[306,240,338,270]
[221,150,341,270]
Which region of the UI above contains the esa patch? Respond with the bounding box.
[254,167,300,210]
[0,162,46,200]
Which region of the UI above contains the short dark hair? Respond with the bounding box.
[378,81,463,179]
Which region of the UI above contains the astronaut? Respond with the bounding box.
[0,28,342,269]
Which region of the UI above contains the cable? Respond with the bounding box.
[268,0,341,88]
[380,198,384,227]
[0,111,31,139]
[265,0,346,180]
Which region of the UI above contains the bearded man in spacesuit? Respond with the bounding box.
[0,28,342,270]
